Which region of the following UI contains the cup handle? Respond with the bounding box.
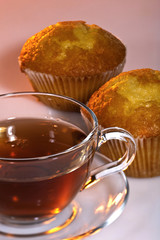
[84,127,136,189]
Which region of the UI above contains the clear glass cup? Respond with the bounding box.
[0,92,136,237]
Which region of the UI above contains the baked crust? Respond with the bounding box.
[88,68,160,138]
[19,21,126,76]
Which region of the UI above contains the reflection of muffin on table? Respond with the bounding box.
[88,68,160,178]
[18,21,126,104]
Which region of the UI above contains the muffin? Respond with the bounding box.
[88,68,160,178]
[18,21,126,104]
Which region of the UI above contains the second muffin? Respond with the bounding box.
[18,21,126,104]
[88,68,160,178]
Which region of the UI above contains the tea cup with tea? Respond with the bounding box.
[0,92,136,237]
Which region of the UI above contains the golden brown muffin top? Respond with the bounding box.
[19,21,126,76]
[88,68,160,138]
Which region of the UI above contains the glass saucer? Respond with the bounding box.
[0,152,129,240]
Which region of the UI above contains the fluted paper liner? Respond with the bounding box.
[24,59,125,106]
[100,136,160,178]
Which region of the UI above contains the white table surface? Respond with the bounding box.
[0,0,160,239]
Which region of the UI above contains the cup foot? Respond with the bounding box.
[0,202,78,237]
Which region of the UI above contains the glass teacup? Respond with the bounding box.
[0,92,136,236]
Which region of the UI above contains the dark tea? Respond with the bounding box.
[0,118,92,220]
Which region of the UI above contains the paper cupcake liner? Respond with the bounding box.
[126,136,160,178]
[24,58,125,105]
[99,136,160,178]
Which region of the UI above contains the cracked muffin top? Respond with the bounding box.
[18,21,126,77]
[88,68,160,138]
